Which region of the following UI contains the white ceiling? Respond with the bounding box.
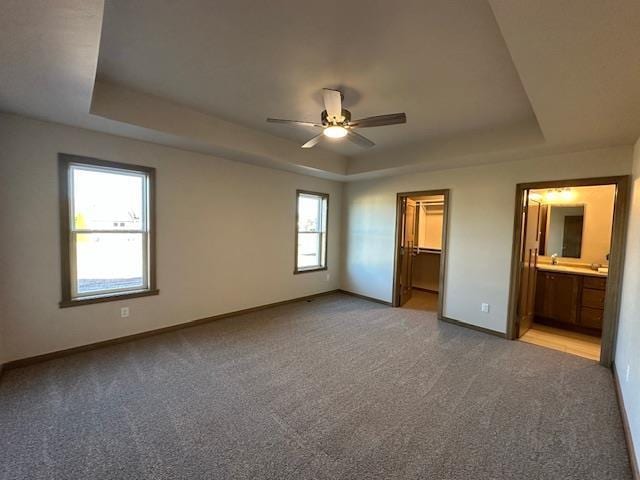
[0,0,102,127]
[97,0,536,156]
[1,0,640,180]
[490,0,640,147]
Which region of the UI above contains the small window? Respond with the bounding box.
[295,190,328,274]
[59,154,158,307]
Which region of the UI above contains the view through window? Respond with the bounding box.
[295,191,328,273]
[59,156,156,304]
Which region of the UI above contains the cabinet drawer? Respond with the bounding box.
[580,307,604,330]
[582,288,605,309]
[583,276,607,290]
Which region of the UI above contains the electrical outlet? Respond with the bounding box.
[626,364,631,382]
[120,307,130,318]
[326,272,331,282]
[481,303,490,313]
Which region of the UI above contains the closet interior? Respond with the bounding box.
[397,193,446,312]
[412,196,444,295]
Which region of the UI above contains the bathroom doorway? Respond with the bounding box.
[393,190,449,316]
[507,177,630,367]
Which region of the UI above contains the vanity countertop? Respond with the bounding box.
[536,263,608,278]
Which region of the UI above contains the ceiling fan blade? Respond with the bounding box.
[322,89,343,122]
[301,133,324,149]
[349,113,406,128]
[346,130,375,148]
[267,118,323,128]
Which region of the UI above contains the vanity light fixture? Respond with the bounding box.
[560,188,575,201]
[545,189,559,202]
[529,192,543,202]
[543,188,574,203]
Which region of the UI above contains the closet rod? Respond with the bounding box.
[412,246,442,254]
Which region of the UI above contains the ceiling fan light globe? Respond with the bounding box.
[323,125,348,139]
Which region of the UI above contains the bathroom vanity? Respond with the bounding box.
[534,264,607,334]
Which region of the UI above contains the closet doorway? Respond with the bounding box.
[393,190,449,316]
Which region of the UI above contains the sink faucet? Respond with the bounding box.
[551,253,559,265]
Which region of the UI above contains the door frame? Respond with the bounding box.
[392,189,450,320]
[506,176,631,367]
[517,194,542,337]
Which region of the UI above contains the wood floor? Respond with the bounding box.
[519,323,601,361]
[403,291,600,361]
[402,289,438,312]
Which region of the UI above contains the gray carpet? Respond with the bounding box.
[0,293,632,479]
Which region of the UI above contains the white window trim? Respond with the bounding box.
[68,163,151,299]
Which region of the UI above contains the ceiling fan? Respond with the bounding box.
[266,89,406,149]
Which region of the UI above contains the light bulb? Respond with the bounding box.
[323,125,348,138]
[561,188,574,201]
[545,189,558,202]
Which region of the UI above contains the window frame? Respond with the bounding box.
[58,153,158,307]
[294,189,329,274]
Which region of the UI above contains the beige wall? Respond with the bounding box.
[0,114,343,363]
[536,185,616,266]
[341,146,632,333]
[0,111,634,365]
[616,137,640,470]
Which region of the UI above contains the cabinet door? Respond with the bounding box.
[539,273,580,324]
[535,272,549,318]
[580,307,604,330]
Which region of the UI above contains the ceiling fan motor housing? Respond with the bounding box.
[322,109,351,126]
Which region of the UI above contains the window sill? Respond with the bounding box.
[59,289,159,308]
[293,267,328,275]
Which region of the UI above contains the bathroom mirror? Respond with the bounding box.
[540,205,584,258]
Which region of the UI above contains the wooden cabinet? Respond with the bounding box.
[534,270,607,333]
[583,276,606,290]
[535,271,580,325]
[580,275,607,330]
[580,307,604,329]
[582,288,605,309]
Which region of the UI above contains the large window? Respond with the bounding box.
[295,190,328,273]
[59,154,157,307]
